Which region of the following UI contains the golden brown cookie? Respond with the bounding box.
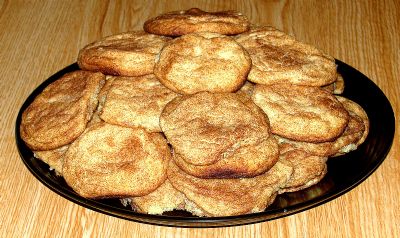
[160,92,271,166]
[144,8,250,36]
[275,96,368,157]
[173,135,279,178]
[85,76,116,128]
[20,71,105,150]
[122,179,186,215]
[334,74,345,94]
[100,75,179,132]
[33,145,69,175]
[167,160,292,217]
[236,26,337,86]
[252,84,349,142]
[154,32,251,94]
[78,31,170,76]
[96,76,116,114]
[322,73,345,94]
[278,149,327,193]
[333,96,369,156]
[63,123,171,199]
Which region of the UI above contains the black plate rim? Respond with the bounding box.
[15,60,395,228]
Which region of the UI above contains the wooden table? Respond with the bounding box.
[1,1,399,237]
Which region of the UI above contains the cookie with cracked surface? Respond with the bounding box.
[167,160,292,216]
[33,145,69,175]
[236,26,337,86]
[100,74,179,132]
[172,135,279,179]
[20,70,105,150]
[278,149,327,193]
[78,31,170,76]
[63,123,171,199]
[121,179,186,215]
[154,32,251,94]
[332,96,369,156]
[160,92,271,166]
[252,84,349,142]
[275,96,368,157]
[144,8,250,36]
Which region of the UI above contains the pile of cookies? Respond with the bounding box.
[20,8,369,217]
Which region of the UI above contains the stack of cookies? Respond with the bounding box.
[20,8,369,217]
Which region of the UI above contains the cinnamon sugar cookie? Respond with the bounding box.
[122,179,186,215]
[63,123,170,198]
[278,149,327,193]
[252,84,349,142]
[173,135,279,178]
[154,32,251,94]
[333,96,369,155]
[78,31,170,76]
[275,96,368,157]
[20,71,105,150]
[100,74,179,132]
[144,8,250,36]
[33,145,69,175]
[322,73,345,94]
[96,76,115,113]
[333,74,345,94]
[236,26,337,86]
[275,113,365,157]
[167,160,292,216]
[160,92,271,166]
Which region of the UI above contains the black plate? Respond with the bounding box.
[15,60,395,227]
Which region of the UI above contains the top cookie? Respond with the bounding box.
[154,32,251,94]
[20,70,105,150]
[236,26,337,86]
[144,8,250,36]
[78,31,170,76]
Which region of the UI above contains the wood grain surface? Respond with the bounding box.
[1,0,399,237]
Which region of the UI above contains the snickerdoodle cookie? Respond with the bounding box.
[20,71,105,150]
[172,135,279,178]
[278,149,327,193]
[78,31,170,76]
[160,92,271,167]
[121,179,186,215]
[100,74,179,132]
[154,32,251,94]
[167,160,292,216]
[252,84,349,142]
[236,26,337,86]
[63,123,170,198]
[33,145,69,175]
[333,96,369,155]
[323,73,345,94]
[275,96,368,157]
[144,8,250,36]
